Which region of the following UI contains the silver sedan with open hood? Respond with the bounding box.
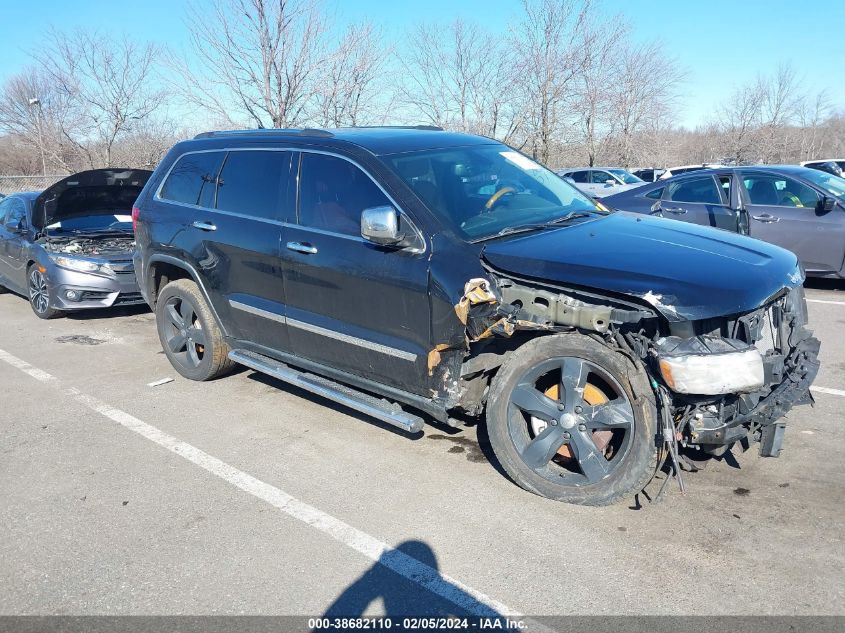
[0,169,151,319]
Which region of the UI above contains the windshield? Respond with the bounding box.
[46,214,133,233]
[608,169,643,185]
[799,169,845,198]
[384,144,602,240]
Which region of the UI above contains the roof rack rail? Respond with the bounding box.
[193,128,334,139]
[344,125,444,132]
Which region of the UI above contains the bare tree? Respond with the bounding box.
[510,0,603,164]
[33,29,166,169]
[175,0,331,129]
[398,19,521,140]
[0,68,79,173]
[314,22,390,127]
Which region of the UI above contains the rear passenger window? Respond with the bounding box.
[159,151,225,207]
[569,171,589,183]
[216,151,290,220]
[668,177,723,204]
[298,153,390,236]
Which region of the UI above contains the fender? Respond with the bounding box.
[146,253,230,337]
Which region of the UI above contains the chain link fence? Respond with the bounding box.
[0,175,65,195]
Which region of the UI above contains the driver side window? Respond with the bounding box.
[743,174,820,209]
[590,170,612,184]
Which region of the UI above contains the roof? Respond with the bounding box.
[558,167,629,171]
[2,191,40,200]
[191,126,499,156]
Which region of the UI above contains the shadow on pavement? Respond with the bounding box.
[322,540,501,620]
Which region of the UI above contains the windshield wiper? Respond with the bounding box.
[475,211,597,242]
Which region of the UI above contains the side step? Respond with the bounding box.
[228,349,425,434]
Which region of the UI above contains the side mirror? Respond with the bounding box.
[9,219,25,233]
[605,179,616,186]
[822,196,837,212]
[361,206,404,246]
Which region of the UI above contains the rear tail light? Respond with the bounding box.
[132,206,140,233]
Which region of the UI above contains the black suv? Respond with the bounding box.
[133,127,819,506]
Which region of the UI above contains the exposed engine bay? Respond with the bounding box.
[40,235,135,257]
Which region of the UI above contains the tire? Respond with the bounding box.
[486,333,658,506]
[27,264,65,320]
[155,278,234,381]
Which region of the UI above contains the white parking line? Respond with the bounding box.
[807,299,845,306]
[813,386,845,397]
[0,347,532,624]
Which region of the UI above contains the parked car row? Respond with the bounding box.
[602,165,845,278]
[0,127,821,507]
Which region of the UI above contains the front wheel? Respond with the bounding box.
[486,333,658,506]
[28,265,64,319]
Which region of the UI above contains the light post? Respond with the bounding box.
[28,97,46,177]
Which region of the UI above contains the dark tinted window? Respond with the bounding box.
[5,199,26,226]
[668,177,723,204]
[216,151,290,220]
[159,151,225,207]
[644,187,664,200]
[742,174,819,208]
[299,153,389,236]
[0,198,13,224]
[569,170,589,183]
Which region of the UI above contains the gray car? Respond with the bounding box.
[0,169,150,319]
[602,165,845,278]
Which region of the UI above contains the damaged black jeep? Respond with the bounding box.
[133,128,820,505]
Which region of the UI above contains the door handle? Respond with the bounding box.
[191,221,217,231]
[752,214,780,223]
[663,206,687,214]
[287,241,318,255]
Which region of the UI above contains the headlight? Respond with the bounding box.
[657,335,764,395]
[49,255,112,276]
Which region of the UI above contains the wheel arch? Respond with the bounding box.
[146,255,229,337]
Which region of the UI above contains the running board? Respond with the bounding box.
[228,349,425,434]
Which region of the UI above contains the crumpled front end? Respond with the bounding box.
[650,285,820,457]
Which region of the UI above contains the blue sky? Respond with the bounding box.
[0,0,842,128]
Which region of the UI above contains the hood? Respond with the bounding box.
[33,169,152,230]
[481,212,803,322]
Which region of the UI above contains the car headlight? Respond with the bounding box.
[656,335,764,395]
[49,255,113,276]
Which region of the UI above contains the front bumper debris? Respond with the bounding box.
[662,286,820,455]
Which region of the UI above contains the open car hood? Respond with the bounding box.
[33,169,152,230]
[481,212,804,322]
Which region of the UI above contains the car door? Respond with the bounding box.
[567,170,593,196]
[157,149,294,352]
[589,169,618,197]
[741,171,845,273]
[281,150,432,394]
[659,174,737,230]
[0,197,28,292]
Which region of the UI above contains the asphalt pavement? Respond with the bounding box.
[1,282,843,618]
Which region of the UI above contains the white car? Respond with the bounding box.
[556,167,645,198]
[800,160,845,178]
[658,164,725,179]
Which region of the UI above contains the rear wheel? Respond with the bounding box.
[155,279,234,381]
[27,265,64,319]
[487,333,658,505]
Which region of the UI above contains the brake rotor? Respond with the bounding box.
[530,382,613,460]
